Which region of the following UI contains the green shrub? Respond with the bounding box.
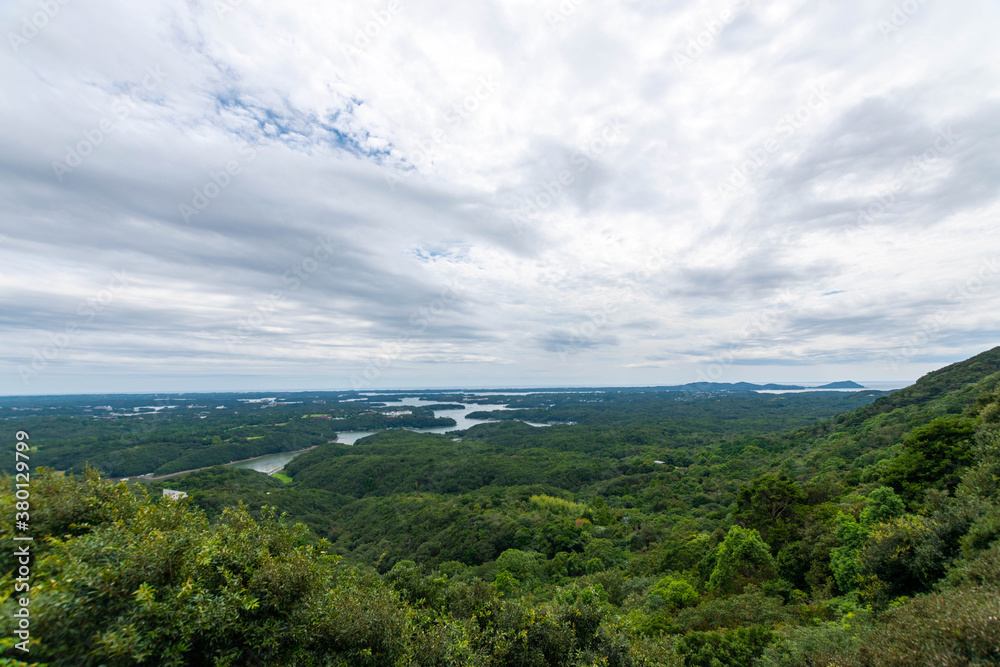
[856,585,1000,666]
[944,540,1000,588]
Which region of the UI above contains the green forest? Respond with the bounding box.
[1,400,456,479]
[3,348,1000,665]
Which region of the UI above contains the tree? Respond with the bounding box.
[495,548,540,583]
[856,514,937,605]
[677,625,774,667]
[6,471,476,666]
[708,526,776,594]
[860,486,905,526]
[880,417,975,502]
[734,473,806,552]
[829,511,867,593]
[647,575,699,612]
[830,487,907,594]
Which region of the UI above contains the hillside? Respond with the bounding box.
[841,345,1000,425]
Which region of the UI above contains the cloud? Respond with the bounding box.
[1,0,999,393]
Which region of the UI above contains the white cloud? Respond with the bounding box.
[1,0,999,393]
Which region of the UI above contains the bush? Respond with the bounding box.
[944,540,1000,588]
[856,584,1000,666]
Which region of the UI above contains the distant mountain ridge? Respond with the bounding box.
[659,382,807,392]
[363,381,870,395]
[439,381,868,394]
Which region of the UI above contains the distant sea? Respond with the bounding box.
[756,380,913,394]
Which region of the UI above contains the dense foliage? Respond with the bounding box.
[0,400,456,479]
[3,346,1000,664]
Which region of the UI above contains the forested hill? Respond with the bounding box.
[3,348,999,665]
[838,345,1000,426]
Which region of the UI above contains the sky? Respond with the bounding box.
[1,0,999,395]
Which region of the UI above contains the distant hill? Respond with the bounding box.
[815,380,865,389]
[658,381,806,392]
[461,382,811,393]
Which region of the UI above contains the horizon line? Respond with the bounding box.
[0,379,916,399]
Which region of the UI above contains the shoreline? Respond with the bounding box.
[126,445,319,482]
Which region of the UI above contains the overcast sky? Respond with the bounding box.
[1,0,998,395]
